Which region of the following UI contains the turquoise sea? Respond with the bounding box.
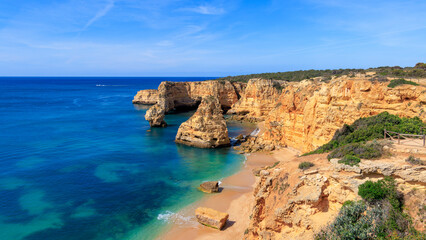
[0,77,253,240]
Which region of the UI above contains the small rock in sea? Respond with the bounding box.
[199,181,219,193]
[195,207,229,230]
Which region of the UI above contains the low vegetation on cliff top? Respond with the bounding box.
[217,63,426,82]
[388,78,419,88]
[304,112,425,159]
[316,177,425,240]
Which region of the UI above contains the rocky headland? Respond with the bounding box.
[133,73,426,239]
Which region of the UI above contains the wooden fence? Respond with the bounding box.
[384,128,425,147]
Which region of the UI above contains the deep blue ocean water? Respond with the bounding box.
[0,77,254,240]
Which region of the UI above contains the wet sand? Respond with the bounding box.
[158,148,298,240]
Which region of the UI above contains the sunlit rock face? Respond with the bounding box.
[132,89,159,105]
[175,96,230,148]
[139,80,246,127]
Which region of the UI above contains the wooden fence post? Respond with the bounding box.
[384,129,386,139]
[398,134,400,144]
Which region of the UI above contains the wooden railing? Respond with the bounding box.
[384,128,425,147]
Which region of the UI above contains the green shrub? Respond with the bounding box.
[316,177,422,240]
[405,155,425,165]
[328,141,383,160]
[298,161,314,170]
[388,78,419,88]
[358,180,387,201]
[305,112,425,156]
[338,155,361,166]
[358,177,401,210]
[315,200,382,240]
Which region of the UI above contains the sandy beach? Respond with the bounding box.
[159,148,299,240]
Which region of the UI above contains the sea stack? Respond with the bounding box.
[145,104,167,127]
[175,96,230,148]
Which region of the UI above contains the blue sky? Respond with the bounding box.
[0,0,425,76]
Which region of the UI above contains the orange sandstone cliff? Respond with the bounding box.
[232,76,425,153]
[175,96,230,148]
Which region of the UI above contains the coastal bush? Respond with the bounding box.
[217,63,426,83]
[316,177,424,240]
[338,155,361,166]
[388,78,419,88]
[305,112,425,156]
[327,141,383,160]
[298,161,314,170]
[405,155,425,165]
[358,177,401,210]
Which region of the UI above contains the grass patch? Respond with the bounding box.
[405,155,425,165]
[338,155,361,166]
[298,161,314,170]
[388,78,419,88]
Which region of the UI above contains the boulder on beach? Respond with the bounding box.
[199,181,219,193]
[195,207,229,230]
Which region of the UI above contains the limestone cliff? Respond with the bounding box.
[245,151,426,240]
[139,80,246,127]
[132,89,159,104]
[230,76,426,152]
[228,79,284,121]
[175,96,230,148]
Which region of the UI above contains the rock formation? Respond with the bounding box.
[132,89,159,104]
[199,181,219,193]
[145,104,167,127]
[228,78,284,121]
[138,80,246,127]
[260,77,426,152]
[135,75,425,151]
[195,207,229,230]
[175,97,230,148]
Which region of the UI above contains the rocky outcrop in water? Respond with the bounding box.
[138,80,246,127]
[175,97,230,148]
[145,104,167,127]
[132,89,159,104]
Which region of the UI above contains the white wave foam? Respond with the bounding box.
[157,211,195,226]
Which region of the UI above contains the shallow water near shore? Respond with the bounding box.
[0,77,254,240]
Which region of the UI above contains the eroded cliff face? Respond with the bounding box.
[141,80,246,127]
[245,152,426,240]
[231,77,426,152]
[228,79,284,121]
[175,96,230,148]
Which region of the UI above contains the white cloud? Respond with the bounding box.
[180,5,225,15]
[83,0,115,30]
